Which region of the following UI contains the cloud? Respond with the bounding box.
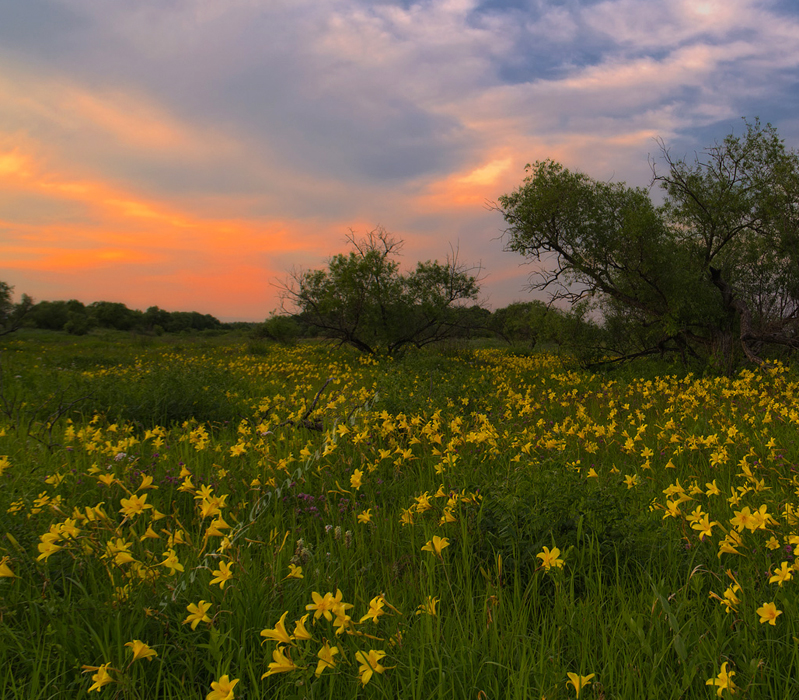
[2,0,799,316]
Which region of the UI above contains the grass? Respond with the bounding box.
[0,333,797,698]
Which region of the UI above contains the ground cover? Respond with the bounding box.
[0,335,797,698]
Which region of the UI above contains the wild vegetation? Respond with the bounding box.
[1,332,797,699]
[495,119,799,371]
[1,119,797,698]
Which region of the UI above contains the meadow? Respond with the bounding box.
[0,333,797,699]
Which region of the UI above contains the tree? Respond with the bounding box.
[254,314,302,345]
[29,300,71,330]
[495,120,799,369]
[281,227,483,355]
[88,301,143,331]
[0,282,34,337]
[490,301,553,347]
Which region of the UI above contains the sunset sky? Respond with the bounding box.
[2,0,799,320]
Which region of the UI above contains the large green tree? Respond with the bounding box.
[496,120,799,369]
[282,227,482,355]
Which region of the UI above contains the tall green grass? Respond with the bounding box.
[0,335,797,698]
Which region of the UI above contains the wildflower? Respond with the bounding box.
[769,561,793,586]
[205,516,231,537]
[260,611,293,645]
[293,614,314,641]
[137,474,156,490]
[662,499,682,519]
[706,662,737,697]
[624,474,639,489]
[355,649,390,686]
[210,560,234,589]
[686,505,705,526]
[160,549,184,576]
[332,606,354,636]
[36,539,62,562]
[691,514,719,539]
[750,504,774,530]
[421,536,450,558]
[306,589,348,622]
[415,492,433,513]
[357,508,373,524]
[439,507,457,525]
[207,674,239,700]
[566,672,595,698]
[284,564,303,579]
[183,600,212,630]
[139,525,160,541]
[0,556,15,578]
[399,508,414,526]
[124,640,157,662]
[416,596,439,616]
[730,507,755,532]
[82,662,115,692]
[350,469,363,490]
[710,583,741,614]
[195,484,214,501]
[315,640,339,677]
[756,601,782,625]
[536,546,565,571]
[261,647,303,678]
[119,494,152,518]
[360,596,386,624]
[718,531,743,557]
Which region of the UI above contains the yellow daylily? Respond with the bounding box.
[260,611,293,645]
[536,546,565,571]
[183,600,212,630]
[124,640,157,662]
[421,536,450,558]
[706,662,736,697]
[207,674,239,700]
[261,647,303,678]
[566,672,595,698]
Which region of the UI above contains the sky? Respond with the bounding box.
[2,0,799,321]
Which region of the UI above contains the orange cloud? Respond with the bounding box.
[0,140,337,318]
[61,87,194,151]
[0,245,162,271]
[0,149,33,178]
[417,154,518,211]
[0,68,232,155]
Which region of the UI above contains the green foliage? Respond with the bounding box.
[498,119,799,370]
[80,356,243,426]
[252,314,301,345]
[489,300,552,346]
[283,226,482,356]
[0,281,34,337]
[2,336,798,699]
[477,461,664,588]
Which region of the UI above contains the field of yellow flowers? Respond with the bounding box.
[0,334,797,699]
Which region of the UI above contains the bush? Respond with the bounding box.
[477,460,665,590]
[253,315,301,345]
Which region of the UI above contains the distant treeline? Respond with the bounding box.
[22,299,242,335]
[255,301,575,349]
[20,295,578,350]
